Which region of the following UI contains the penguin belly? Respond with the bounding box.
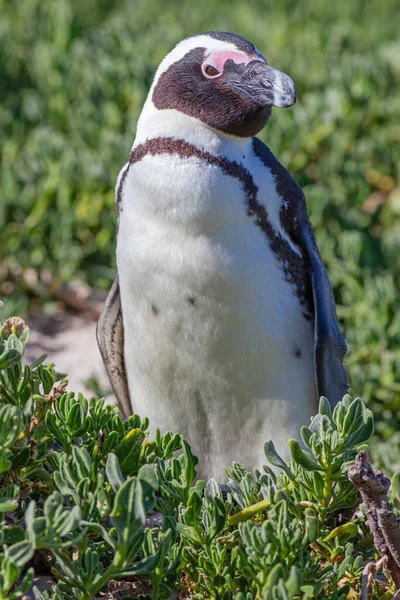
[117,151,317,480]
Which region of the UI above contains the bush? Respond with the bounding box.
[1,0,400,458]
[1,316,399,599]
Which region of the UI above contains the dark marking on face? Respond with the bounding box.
[294,347,302,358]
[151,304,159,316]
[123,137,313,314]
[152,48,271,138]
[187,296,196,306]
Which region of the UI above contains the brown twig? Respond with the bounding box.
[348,451,400,589]
[361,557,388,600]
[17,379,68,442]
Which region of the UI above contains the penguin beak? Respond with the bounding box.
[223,61,296,108]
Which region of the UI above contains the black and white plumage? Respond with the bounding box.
[97,32,348,480]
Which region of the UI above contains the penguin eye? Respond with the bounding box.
[203,64,221,78]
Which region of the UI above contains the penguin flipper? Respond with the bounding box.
[295,219,349,408]
[252,137,348,407]
[97,276,132,418]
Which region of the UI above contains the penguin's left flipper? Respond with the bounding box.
[96,275,132,418]
[253,137,348,408]
[294,217,349,407]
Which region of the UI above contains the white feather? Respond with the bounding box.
[117,117,316,480]
[116,35,317,480]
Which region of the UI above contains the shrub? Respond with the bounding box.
[1,1,400,447]
[0,316,399,599]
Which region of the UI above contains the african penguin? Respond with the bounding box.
[97,32,348,481]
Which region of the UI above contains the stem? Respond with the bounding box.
[86,562,117,597]
[152,568,161,598]
[86,550,124,597]
[321,459,333,509]
[81,520,117,550]
[228,498,271,526]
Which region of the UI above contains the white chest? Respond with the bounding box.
[117,148,317,479]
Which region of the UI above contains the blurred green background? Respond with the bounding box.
[1,0,400,460]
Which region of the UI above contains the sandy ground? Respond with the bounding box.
[24,310,113,401]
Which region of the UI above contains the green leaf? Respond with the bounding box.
[53,470,75,496]
[102,429,119,455]
[112,414,125,439]
[205,477,221,502]
[30,353,47,369]
[137,464,158,491]
[17,567,35,596]
[5,334,24,353]
[53,504,82,538]
[25,500,36,539]
[45,411,66,446]
[176,523,203,543]
[0,405,23,448]
[0,497,19,512]
[181,439,198,489]
[183,490,202,527]
[72,446,91,480]
[11,447,31,469]
[342,398,366,436]
[106,453,125,493]
[300,426,313,450]
[346,412,374,447]
[319,396,333,420]
[66,402,85,434]
[288,439,323,471]
[312,471,324,498]
[309,414,331,440]
[303,508,319,544]
[40,367,55,395]
[121,530,172,576]
[333,401,346,430]
[264,440,291,474]
[285,566,302,596]
[5,540,34,568]
[124,530,146,565]
[0,448,12,474]
[162,431,182,458]
[111,477,155,543]
[265,563,285,588]
[0,349,21,369]
[208,496,227,539]
[2,557,20,590]
[2,528,25,545]
[115,428,146,474]
[323,522,358,542]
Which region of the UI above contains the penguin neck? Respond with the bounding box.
[133,102,253,162]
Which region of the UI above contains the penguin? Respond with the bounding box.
[97,32,348,480]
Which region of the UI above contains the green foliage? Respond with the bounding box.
[0,318,395,598]
[0,0,400,453]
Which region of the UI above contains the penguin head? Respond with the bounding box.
[146,32,296,139]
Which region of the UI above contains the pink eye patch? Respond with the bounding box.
[203,50,263,73]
